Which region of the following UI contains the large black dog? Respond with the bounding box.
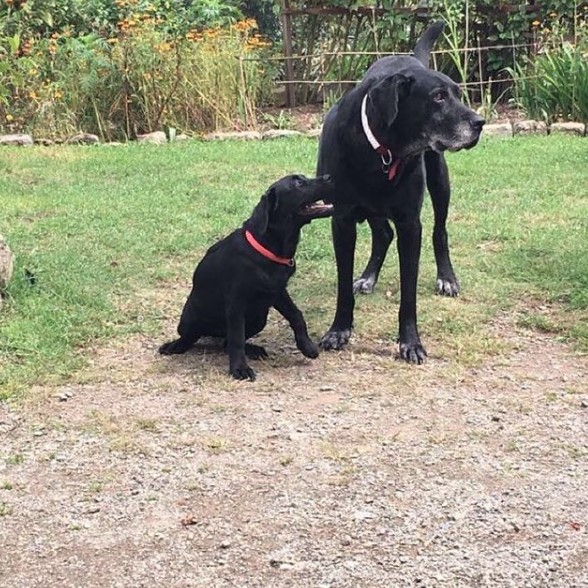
[159,174,334,381]
[317,21,485,363]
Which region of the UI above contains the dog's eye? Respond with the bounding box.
[433,91,447,102]
[294,178,305,188]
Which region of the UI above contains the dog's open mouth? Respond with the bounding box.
[299,201,334,218]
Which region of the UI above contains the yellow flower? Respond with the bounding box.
[532,20,541,27]
[5,114,14,121]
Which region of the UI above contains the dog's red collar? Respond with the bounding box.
[244,230,294,267]
[361,94,400,181]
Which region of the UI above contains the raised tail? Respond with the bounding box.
[413,21,445,67]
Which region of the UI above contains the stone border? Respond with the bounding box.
[0,121,586,147]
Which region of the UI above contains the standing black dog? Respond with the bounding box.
[159,174,334,381]
[317,21,485,363]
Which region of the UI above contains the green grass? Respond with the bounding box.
[1,135,587,399]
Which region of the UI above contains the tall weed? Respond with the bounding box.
[0,13,271,139]
[508,11,588,122]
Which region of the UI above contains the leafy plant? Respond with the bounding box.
[507,13,588,123]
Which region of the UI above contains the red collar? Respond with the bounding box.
[244,230,294,267]
[361,94,401,181]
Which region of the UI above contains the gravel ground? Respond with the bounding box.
[1,315,587,588]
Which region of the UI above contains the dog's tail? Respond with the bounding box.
[413,21,444,67]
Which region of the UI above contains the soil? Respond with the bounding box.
[1,305,587,587]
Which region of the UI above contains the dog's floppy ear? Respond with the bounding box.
[369,73,413,128]
[248,187,277,234]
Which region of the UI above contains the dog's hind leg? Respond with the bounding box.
[159,324,201,355]
[159,334,199,355]
[274,290,319,359]
[425,150,460,297]
[354,217,394,294]
[226,302,256,381]
[159,311,201,355]
[244,343,268,360]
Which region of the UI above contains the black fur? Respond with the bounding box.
[317,21,485,363]
[159,174,334,381]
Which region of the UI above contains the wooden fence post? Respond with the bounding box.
[280,0,296,107]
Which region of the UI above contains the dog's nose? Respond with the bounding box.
[471,116,485,131]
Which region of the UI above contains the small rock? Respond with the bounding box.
[491,415,501,422]
[137,131,167,145]
[306,128,322,138]
[353,509,377,521]
[341,535,352,546]
[550,122,585,136]
[319,385,334,391]
[204,131,262,141]
[85,505,101,514]
[0,133,34,147]
[482,123,512,138]
[262,129,302,140]
[219,540,232,549]
[67,133,100,145]
[513,120,547,136]
[580,400,588,409]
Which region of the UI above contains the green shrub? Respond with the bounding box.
[508,14,588,122]
[0,12,272,139]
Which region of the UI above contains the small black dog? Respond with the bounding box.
[159,174,334,381]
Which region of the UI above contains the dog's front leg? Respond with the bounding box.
[274,290,319,359]
[320,214,357,350]
[225,302,256,381]
[395,218,427,364]
[425,150,459,296]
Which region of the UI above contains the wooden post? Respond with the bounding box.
[280,0,296,107]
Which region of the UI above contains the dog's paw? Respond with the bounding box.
[159,339,191,355]
[397,342,427,364]
[436,277,460,297]
[353,276,376,295]
[319,329,352,351]
[297,337,319,359]
[229,363,256,381]
[245,343,268,360]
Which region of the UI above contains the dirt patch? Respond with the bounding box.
[1,313,588,587]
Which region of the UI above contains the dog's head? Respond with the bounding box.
[368,69,485,157]
[248,175,334,235]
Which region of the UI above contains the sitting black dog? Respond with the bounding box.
[159,174,334,381]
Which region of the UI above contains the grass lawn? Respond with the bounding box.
[0,135,587,399]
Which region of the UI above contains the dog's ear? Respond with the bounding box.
[369,73,413,128]
[249,187,277,234]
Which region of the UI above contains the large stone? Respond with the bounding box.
[482,123,512,138]
[204,131,262,141]
[137,131,167,144]
[550,122,585,136]
[0,133,34,147]
[0,236,14,298]
[513,120,547,136]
